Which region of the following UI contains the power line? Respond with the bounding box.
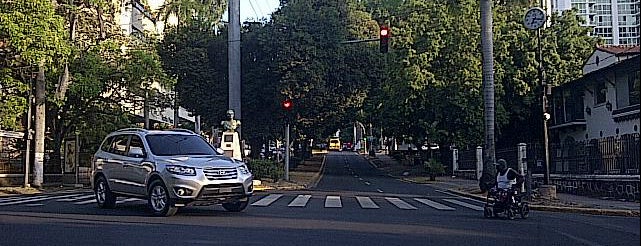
[248,0,261,21]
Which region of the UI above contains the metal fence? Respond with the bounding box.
[458,149,477,170]
[527,133,640,175]
[0,132,25,174]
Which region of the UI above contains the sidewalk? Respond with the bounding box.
[367,153,640,217]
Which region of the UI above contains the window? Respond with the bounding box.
[128,135,145,157]
[100,136,114,152]
[110,135,130,156]
[595,82,607,104]
[145,134,216,156]
[630,71,640,105]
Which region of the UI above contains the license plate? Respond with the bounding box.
[220,187,233,193]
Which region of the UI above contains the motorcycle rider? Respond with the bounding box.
[495,159,524,203]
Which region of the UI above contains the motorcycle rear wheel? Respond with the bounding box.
[520,203,530,219]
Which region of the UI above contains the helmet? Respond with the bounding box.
[496,159,507,171]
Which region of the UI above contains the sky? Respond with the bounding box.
[221,0,281,23]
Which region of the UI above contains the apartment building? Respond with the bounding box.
[554,0,640,45]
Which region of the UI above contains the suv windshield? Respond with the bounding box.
[145,134,217,156]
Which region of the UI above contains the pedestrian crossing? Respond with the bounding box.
[250,193,485,212]
[1,191,486,212]
[0,190,145,207]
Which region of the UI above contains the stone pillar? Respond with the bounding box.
[452,148,459,173]
[476,146,483,180]
[518,143,527,192]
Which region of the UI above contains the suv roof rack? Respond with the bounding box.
[165,128,196,134]
[115,128,148,133]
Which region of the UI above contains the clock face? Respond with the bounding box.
[524,8,547,30]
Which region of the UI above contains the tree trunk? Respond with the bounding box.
[55,0,76,101]
[98,5,106,40]
[144,93,150,129]
[480,0,497,190]
[33,60,47,187]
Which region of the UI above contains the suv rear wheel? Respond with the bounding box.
[222,200,249,212]
[95,176,116,209]
[148,180,178,217]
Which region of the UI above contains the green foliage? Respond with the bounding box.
[0,0,70,130]
[248,159,284,181]
[424,158,445,178]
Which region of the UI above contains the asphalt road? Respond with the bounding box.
[1,151,639,246]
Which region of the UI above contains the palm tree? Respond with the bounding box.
[479,0,496,191]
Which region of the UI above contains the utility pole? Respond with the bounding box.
[228,0,241,136]
[33,60,46,187]
[284,123,290,181]
[23,89,33,188]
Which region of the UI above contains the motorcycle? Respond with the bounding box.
[483,187,530,220]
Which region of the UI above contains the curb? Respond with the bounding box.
[446,188,640,217]
[308,155,327,189]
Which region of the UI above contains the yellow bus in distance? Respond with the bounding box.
[328,137,341,151]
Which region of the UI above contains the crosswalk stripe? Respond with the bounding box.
[288,195,312,207]
[74,199,97,205]
[324,196,342,208]
[442,199,484,211]
[251,194,283,206]
[0,194,50,203]
[0,194,81,206]
[385,197,417,210]
[414,198,456,211]
[116,198,143,204]
[355,196,379,209]
[58,194,96,202]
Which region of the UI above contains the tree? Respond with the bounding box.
[0,0,71,186]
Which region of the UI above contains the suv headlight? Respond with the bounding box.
[238,165,250,175]
[166,165,196,176]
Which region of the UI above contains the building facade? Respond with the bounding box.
[554,0,640,45]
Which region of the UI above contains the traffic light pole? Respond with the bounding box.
[284,123,290,181]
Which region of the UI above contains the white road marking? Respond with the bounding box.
[443,199,484,211]
[414,198,456,211]
[385,197,417,210]
[376,189,384,193]
[251,194,283,206]
[74,199,97,205]
[0,194,81,206]
[364,181,371,185]
[324,196,342,208]
[356,196,379,209]
[116,198,143,204]
[58,194,96,202]
[288,195,312,207]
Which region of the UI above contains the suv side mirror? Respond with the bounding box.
[129,147,145,158]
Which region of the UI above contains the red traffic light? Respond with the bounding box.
[282,99,293,111]
[380,26,389,37]
[380,26,390,53]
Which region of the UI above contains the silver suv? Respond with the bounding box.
[91,128,253,216]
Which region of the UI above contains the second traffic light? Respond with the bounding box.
[281,99,293,111]
[379,26,390,53]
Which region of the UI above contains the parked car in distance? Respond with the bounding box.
[91,128,253,216]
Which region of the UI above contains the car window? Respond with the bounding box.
[110,135,130,156]
[145,134,216,156]
[100,136,114,152]
[128,135,146,157]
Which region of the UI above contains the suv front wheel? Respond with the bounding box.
[148,180,178,217]
[95,176,116,208]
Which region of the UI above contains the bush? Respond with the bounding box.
[424,158,445,181]
[248,159,284,181]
